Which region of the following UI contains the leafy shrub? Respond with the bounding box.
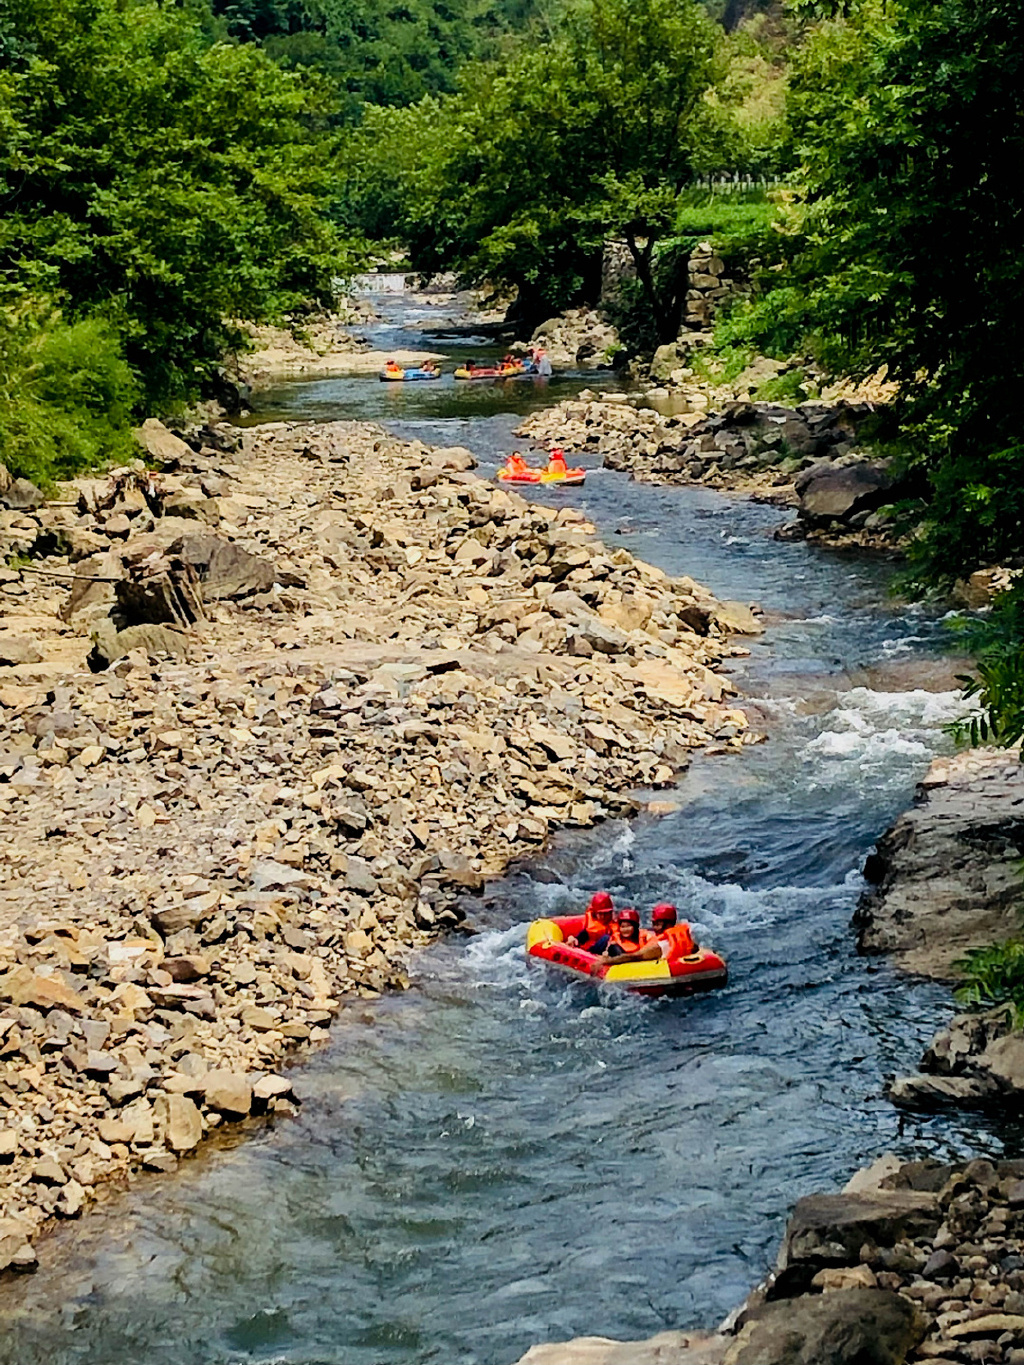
[955,937,1024,1024]
[0,306,138,487]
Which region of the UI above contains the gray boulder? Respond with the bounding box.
[724,1290,924,1365]
[797,462,896,526]
[1,477,44,511]
[775,1190,941,1292]
[170,534,275,600]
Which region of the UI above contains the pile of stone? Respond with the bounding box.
[0,414,759,1266]
[519,396,908,545]
[525,309,623,370]
[517,1155,1024,1365]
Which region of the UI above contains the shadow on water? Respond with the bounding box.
[0,296,1015,1365]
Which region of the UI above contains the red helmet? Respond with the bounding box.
[651,902,677,926]
[550,447,565,458]
[617,907,640,926]
[587,891,613,914]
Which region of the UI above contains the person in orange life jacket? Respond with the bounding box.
[592,902,695,967]
[546,447,568,476]
[606,907,653,957]
[566,891,614,953]
[505,451,530,477]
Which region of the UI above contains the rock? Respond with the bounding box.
[572,614,627,655]
[724,1289,925,1365]
[0,965,83,1013]
[0,636,44,667]
[843,1155,904,1194]
[855,748,1024,978]
[202,1070,253,1118]
[171,533,276,600]
[797,461,896,526]
[514,1332,727,1365]
[1,477,44,511]
[135,418,193,466]
[886,1074,997,1110]
[155,1094,203,1152]
[776,1191,941,1292]
[650,344,681,382]
[253,1075,293,1102]
[811,1266,878,1291]
[713,601,763,636]
[921,1249,960,1280]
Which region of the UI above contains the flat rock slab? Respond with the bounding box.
[515,1332,727,1365]
[854,747,1024,978]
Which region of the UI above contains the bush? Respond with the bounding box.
[955,937,1024,1025]
[0,305,139,488]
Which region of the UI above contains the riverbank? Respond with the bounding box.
[0,416,756,1270]
[519,1153,1024,1365]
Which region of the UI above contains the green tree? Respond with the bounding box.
[0,0,360,406]
[361,0,726,334]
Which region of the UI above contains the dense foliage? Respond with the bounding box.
[205,0,547,113]
[344,0,768,334]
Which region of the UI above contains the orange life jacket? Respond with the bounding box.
[548,453,567,473]
[610,925,652,954]
[579,911,612,944]
[657,923,696,960]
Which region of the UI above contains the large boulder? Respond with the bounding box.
[170,533,275,599]
[88,622,191,671]
[134,418,193,467]
[774,1190,941,1293]
[796,461,896,526]
[724,1290,924,1365]
[1,477,44,511]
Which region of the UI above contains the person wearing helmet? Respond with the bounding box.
[606,907,653,957]
[566,891,615,953]
[592,902,696,966]
[546,447,568,477]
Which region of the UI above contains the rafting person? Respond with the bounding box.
[421,359,439,375]
[505,451,531,478]
[606,907,652,957]
[545,447,569,477]
[532,345,553,377]
[592,903,696,967]
[566,891,615,953]
[384,359,403,377]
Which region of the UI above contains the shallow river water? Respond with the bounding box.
[0,298,1016,1365]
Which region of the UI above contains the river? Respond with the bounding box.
[0,296,1014,1365]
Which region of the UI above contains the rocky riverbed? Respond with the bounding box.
[0,416,756,1270]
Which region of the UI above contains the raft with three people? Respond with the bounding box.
[526,899,727,999]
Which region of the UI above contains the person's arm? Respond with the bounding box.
[592,938,664,967]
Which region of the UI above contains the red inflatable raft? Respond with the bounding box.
[526,915,727,998]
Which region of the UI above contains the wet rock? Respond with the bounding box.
[796,461,897,527]
[155,1094,203,1152]
[724,1289,925,1365]
[776,1191,941,1293]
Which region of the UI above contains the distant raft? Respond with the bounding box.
[379,365,442,382]
[497,458,586,486]
[525,916,727,998]
[454,361,539,381]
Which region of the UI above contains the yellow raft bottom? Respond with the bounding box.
[526,918,673,983]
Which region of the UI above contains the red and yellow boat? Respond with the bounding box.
[525,915,727,998]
